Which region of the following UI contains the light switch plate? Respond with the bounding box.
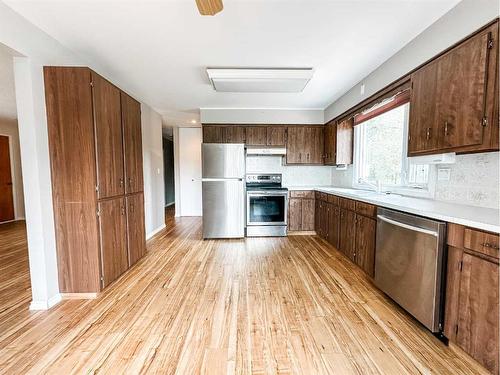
[437,168,451,181]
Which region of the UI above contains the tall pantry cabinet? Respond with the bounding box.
[44,67,146,294]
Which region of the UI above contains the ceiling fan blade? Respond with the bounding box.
[195,0,223,16]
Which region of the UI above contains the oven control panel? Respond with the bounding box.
[246,174,282,184]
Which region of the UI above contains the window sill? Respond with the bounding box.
[352,183,434,199]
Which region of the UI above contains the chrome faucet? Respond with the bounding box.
[358,177,382,193]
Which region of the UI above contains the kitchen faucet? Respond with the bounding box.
[358,177,382,193]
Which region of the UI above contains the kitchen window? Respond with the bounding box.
[353,92,433,197]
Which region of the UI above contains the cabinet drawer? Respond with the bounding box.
[315,191,321,200]
[355,201,377,218]
[327,194,339,205]
[290,190,314,199]
[464,228,499,259]
[339,197,356,211]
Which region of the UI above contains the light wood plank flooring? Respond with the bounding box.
[0,216,488,374]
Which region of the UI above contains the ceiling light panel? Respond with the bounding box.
[206,68,313,93]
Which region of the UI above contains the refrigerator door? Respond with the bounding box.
[202,143,245,179]
[202,179,245,238]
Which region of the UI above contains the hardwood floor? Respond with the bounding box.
[0,217,488,374]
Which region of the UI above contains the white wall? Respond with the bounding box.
[324,0,499,121]
[246,155,333,187]
[200,108,324,124]
[141,103,165,238]
[0,119,24,219]
[177,127,202,216]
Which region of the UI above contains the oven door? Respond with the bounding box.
[247,192,288,226]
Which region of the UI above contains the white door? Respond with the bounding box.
[178,127,202,216]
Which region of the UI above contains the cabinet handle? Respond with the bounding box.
[444,121,449,136]
[121,206,125,216]
[131,204,134,213]
[119,178,124,187]
[128,177,132,187]
[426,128,431,140]
[482,242,499,250]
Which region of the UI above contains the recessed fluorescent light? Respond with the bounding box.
[190,119,197,124]
[206,68,314,93]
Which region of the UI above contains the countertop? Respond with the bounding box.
[286,186,500,233]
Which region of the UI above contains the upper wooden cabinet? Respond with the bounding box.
[92,72,124,199]
[286,126,324,164]
[336,118,354,165]
[246,126,267,146]
[324,121,337,165]
[266,126,286,146]
[121,92,144,194]
[409,22,499,155]
[202,125,246,143]
[45,67,146,294]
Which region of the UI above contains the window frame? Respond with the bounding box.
[352,101,436,198]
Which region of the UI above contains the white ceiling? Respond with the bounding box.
[5,0,459,126]
[0,43,17,122]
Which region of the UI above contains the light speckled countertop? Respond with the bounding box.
[286,186,500,233]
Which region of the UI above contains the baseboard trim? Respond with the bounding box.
[29,293,62,311]
[288,230,317,236]
[147,223,166,240]
[61,293,98,300]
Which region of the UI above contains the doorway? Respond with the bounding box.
[0,135,15,222]
[162,127,175,219]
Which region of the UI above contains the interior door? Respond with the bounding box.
[0,136,14,222]
[92,72,124,199]
[121,92,144,194]
[98,197,128,288]
[126,193,146,266]
[179,127,202,216]
[436,30,490,150]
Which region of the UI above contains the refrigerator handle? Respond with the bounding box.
[202,178,244,182]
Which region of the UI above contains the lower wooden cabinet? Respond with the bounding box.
[327,203,340,248]
[444,224,499,374]
[339,208,356,262]
[98,197,128,288]
[355,214,376,277]
[288,191,315,231]
[126,193,146,266]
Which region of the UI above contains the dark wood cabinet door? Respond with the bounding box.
[355,215,376,277]
[309,126,324,164]
[121,92,143,194]
[324,122,337,165]
[267,126,286,146]
[223,126,246,143]
[92,72,124,199]
[285,126,304,164]
[339,209,356,260]
[126,193,146,266]
[315,199,322,235]
[203,126,224,143]
[246,126,267,146]
[336,119,353,165]
[288,198,302,231]
[408,62,439,155]
[98,197,128,288]
[456,253,499,374]
[436,30,490,150]
[327,204,340,248]
[301,198,315,231]
[444,246,464,342]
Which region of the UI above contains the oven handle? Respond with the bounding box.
[247,192,289,197]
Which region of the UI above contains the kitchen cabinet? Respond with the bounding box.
[246,126,267,146]
[324,121,337,165]
[409,22,499,156]
[202,126,224,143]
[267,126,287,146]
[92,72,125,199]
[327,203,340,248]
[336,118,353,165]
[126,193,146,266]
[444,224,499,374]
[339,208,356,261]
[98,197,128,288]
[121,92,144,194]
[223,126,246,143]
[44,67,146,294]
[286,126,324,165]
[355,214,376,277]
[288,191,315,232]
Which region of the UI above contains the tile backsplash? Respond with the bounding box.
[331,152,499,209]
[246,155,333,187]
[434,152,499,209]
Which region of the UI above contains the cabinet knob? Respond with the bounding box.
[119,178,124,187]
[444,121,449,136]
[426,128,431,140]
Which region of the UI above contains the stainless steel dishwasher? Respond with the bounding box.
[375,208,446,333]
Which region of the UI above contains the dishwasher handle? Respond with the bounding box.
[377,215,439,237]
